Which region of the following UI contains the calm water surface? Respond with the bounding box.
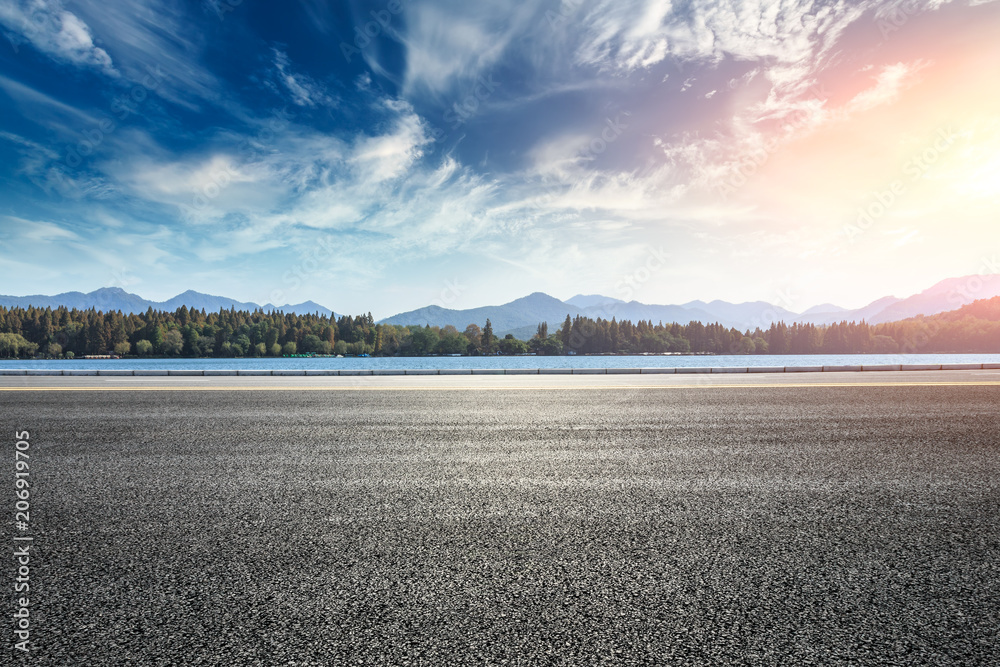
[2,354,999,370]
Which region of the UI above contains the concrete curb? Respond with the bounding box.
[1,364,997,377]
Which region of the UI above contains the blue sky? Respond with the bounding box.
[1,0,998,317]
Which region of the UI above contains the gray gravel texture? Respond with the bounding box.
[4,386,1000,665]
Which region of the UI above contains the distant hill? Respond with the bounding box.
[800,303,847,316]
[929,295,1000,322]
[581,301,719,327]
[379,292,584,337]
[378,274,1000,340]
[381,293,802,338]
[8,274,998,340]
[680,299,798,329]
[565,294,625,308]
[792,276,1000,326]
[795,296,903,326]
[0,287,334,317]
[864,275,1000,323]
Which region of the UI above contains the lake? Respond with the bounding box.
[2,353,1000,371]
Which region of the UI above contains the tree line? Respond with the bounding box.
[0,305,513,358]
[0,297,998,359]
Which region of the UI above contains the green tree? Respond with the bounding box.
[281,341,297,356]
[149,325,164,351]
[499,334,528,355]
[114,341,131,356]
[481,319,496,355]
[135,339,154,355]
[871,335,899,354]
[235,334,252,354]
[559,314,572,350]
[300,334,323,353]
[408,326,440,356]
[534,337,563,355]
[161,330,184,355]
[196,336,215,357]
[182,325,199,356]
[0,333,37,358]
[434,333,468,355]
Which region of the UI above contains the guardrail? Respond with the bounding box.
[0,363,997,376]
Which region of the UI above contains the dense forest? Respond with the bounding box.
[0,297,998,358]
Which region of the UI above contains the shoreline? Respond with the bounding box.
[2,363,998,377]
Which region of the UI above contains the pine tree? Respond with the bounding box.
[560,314,572,350]
[482,319,496,354]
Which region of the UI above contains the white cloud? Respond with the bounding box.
[845,61,927,114]
[2,216,81,241]
[271,49,335,108]
[0,1,115,74]
[37,0,226,111]
[400,0,543,97]
[349,101,431,183]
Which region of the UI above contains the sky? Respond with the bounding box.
[0,0,998,318]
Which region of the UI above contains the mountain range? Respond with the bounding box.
[3,274,998,339]
[379,274,1000,337]
[0,287,334,317]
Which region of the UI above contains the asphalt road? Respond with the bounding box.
[2,367,999,390]
[3,379,1000,665]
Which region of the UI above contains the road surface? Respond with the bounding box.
[3,372,999,664]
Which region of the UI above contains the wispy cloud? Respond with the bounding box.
[400,0,542,98]
[0,0,116,74]
[845,61,928,114]
[271,49,336,108]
